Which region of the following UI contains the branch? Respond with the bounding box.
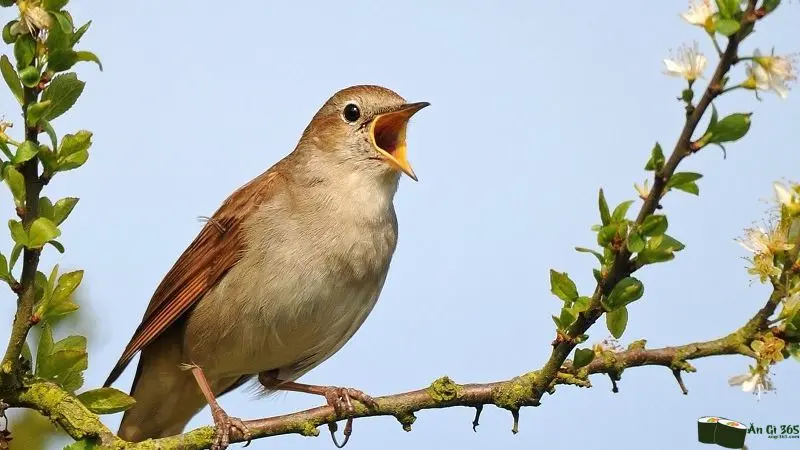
[1,85,44,379]
[528,0,760,407]
[1,283,780,449]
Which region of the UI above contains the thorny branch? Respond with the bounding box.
[0,287,779,449]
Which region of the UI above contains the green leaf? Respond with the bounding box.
[603,277,644,311]
[3,164,25,205]
[598,188,611,226]
[0,54,23,103]
[573,348,595,369]
[592,268,602,282]
[18,65,40,88]
[626,230,645,253]
[651,234,685,252]
[52,270,82,304]
[8,219,27,246]
[72,21,91,45]
[52,335,86,354]
[575,246,603,264]
[28,217,60,248]
[53,197,78,224]
[21,340,32,365]
[644,142,665,171]
[666,172,703,190]
[41,72,85,120]
[41,119,58,150]
[58,148,88,171]
[715,0,741,17]
[639,215,668,237]
[9,243,22,269]
[550,269,579,303]
[2,21,16,45]
[708,113,752,144]
[606,306,628,339]
[14,34,35,69]
[45,11,72,51]
[715,18,741,36]
[36,323,54,375]
[673,181,699,195]
[597,223,621,248]
[58,130,92,156]
[75,51,102,71]
[0,141,12,159]
[77,387,136,414]
[48,239,65,253]
[41,348,87,391]
[45,298,78,319]
[13,140,39,164]
[39,196,54,220]
[39,145,58,173]
[554,307,576,330]
[612,200,634,222]
[43,0,70,11]
[763,0,781,13]
[0,253,8,282]
[26,100,52,127]
[572,296,591,314]
[47,48,78,72]
[39,334,87,391]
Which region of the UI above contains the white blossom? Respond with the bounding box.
[664,42,707,81]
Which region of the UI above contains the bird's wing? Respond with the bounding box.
[104,169,283,387]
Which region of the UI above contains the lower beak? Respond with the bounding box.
[369,101,429,181]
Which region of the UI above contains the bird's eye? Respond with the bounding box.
[342,103,361,123]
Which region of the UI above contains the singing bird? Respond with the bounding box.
[104,85,428,448]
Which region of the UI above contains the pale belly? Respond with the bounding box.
[181,218,394,381]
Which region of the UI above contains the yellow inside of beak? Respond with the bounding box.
[370,109,418,181]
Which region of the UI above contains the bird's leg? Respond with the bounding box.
[258,372,377,448]
[188,364,251,450]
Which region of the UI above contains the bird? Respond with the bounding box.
[103,85,429,449]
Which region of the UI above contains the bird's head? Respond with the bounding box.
[298,85,429,182]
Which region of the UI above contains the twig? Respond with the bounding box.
[672,369,689,395]
[1,84,45,378]
[527,0,759,410]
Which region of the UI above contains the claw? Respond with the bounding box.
[210,406,251,450]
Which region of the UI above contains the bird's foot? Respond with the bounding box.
[318,386,376,448]
[320,386,376,415]
[210,405,251,450]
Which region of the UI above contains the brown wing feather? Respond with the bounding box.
[104,169,282,387]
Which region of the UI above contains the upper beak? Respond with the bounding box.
[369,101,429,181]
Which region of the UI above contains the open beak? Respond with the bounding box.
[369,101,429,181]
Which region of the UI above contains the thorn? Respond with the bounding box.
[672,368,689,395]
[472,405,483,432]
[609,374,619,393]
[395,412,416,432]
[510,409,520,434]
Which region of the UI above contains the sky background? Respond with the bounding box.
[2,1,800,449]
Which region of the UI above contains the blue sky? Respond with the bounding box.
[2,1,799,449]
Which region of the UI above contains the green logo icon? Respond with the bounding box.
[698,416,747,449]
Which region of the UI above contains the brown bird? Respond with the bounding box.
[104,85,428,448]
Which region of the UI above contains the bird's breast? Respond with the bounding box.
[185,188,399,379]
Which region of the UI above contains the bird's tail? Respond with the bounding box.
[116,333,206,442]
